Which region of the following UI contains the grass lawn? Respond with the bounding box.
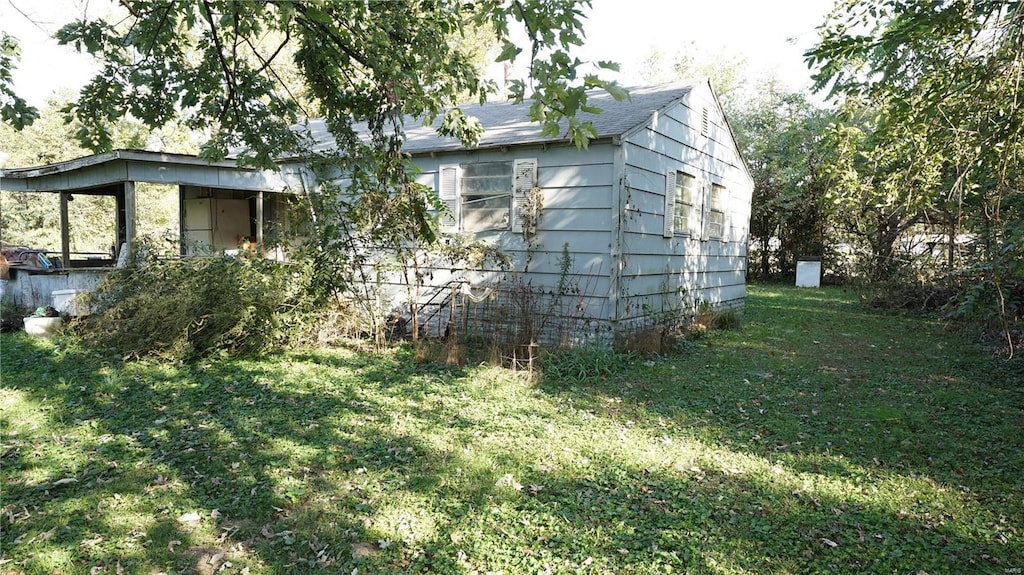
[2,284,1022,574]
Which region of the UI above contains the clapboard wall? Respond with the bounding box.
[614,82,752,329]
[311,81,753,343]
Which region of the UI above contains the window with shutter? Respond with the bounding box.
[436,159,539,233]
[664,170,697,237]
[707,184,726,239]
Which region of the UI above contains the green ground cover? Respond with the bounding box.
[1,284,1021,574]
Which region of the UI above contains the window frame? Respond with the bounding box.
[437,158,537,234]
[459,160,513,233]
[706,183,726,240]
[665,169,698,237]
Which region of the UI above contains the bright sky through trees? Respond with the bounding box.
[2,0,834,107]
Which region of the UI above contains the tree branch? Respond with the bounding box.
[199,0,238,123]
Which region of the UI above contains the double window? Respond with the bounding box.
[438,158,537,233]
[664,170,727,240]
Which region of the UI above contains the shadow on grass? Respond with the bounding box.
[2,335,472,573]
[530,285,1024,569]
[3,281,1022,574]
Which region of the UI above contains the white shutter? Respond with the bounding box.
[663,170,675,238]
[512,158,537,233]
[438,165,459,232]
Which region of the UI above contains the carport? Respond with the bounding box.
[0,149,299,310]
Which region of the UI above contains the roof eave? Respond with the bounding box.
[0,149,258,180]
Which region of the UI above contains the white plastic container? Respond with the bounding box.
[52,289,89,316]
[24,316,62,337]
[796,259,822,288]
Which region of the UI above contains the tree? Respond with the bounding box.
[0,32,38,130]
[47,1,623,165]
[730,84,836,278]
[638,44,749,111]
[807,0,1024,349]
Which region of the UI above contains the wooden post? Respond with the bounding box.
[123,181,136,256]
[256,190,264,254]
[59,192,70,267]
[178,185,186,257]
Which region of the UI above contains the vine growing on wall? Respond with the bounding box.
[521,185,545,272]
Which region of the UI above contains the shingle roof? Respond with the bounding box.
[299,81,697,155]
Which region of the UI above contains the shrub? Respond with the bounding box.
[863,278,959,312]
[76,252,315,361]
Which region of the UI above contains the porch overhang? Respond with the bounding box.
[0,149,298,266]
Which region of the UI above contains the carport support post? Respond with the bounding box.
[123,181,136,257]
[59,192,70,267]
[256,190,264,252]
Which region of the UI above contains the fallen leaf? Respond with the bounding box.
[496,473,522,491]
[208,551,226,566]
[52,478,78,486]
[821,537,838,548]
[178,512,201,523]
[169,540,182,552]
[351,542,376,558]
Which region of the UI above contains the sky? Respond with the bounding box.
[2,0,835,108]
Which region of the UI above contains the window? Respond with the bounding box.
[438,159,537,233]
[707,184,726,239]
[461,161,512,231]
[664,170,697,237]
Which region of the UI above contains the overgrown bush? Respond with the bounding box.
[77,252,316,361]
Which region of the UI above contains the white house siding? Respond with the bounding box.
[371,143,619,341]
[274,82,750,342]
[614,83,752,330]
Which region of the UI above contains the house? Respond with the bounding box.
[294,80,754,344]
[1,80,752,346]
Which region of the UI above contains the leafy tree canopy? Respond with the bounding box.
[806,0,1023,208]
[9,0,624,170]
[0,31,39,130]
[807,0,1024,348]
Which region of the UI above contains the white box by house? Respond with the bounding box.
[52,289,90,316]
[24,316,62,337]
[795,260,822,288]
